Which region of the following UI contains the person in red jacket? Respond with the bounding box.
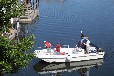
[44,41,51,53]
[56,42,61,55]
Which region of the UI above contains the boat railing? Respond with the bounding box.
[62,45,69,48]
[62,45,69,51]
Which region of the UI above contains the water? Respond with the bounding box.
[6,0,114,76]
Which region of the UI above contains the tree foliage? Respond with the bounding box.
[0,0,36,74]
[0,0,25,32]
[0,35,35,74]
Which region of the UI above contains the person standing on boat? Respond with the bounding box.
[56,42,61,55]
[44,41,51,53]
[80,33,87,50]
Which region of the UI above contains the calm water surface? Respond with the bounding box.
[7,0,114,76]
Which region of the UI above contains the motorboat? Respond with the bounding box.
[34,44,105,63]
[33,59,104,75]
[34,31,105,63]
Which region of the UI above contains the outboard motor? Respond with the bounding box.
[97,48,103,52]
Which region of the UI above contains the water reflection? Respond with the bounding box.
[33,59,103,76]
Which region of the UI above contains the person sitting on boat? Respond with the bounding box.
[56,42,61,55]
[84,36,90,53]
[44,41,51,53]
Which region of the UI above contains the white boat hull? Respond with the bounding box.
[34,46,105,63]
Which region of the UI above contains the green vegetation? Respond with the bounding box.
[0,0,35,74]
[0,35,35,74]
[0,0,24,32]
